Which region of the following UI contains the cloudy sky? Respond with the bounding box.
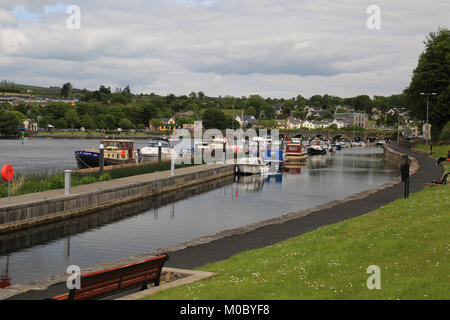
[0,0,448,98]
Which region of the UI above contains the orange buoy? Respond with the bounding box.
[121,149,125,158]
[1,164,14,182]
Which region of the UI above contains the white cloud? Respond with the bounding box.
[0,8,17,26]
[0,0,448,98]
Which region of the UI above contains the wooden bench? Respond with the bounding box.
[51,253,169,300]
[432,172,448,185]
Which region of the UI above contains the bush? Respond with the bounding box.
[439,121,450,141]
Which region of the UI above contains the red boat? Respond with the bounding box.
[285,143,308,161]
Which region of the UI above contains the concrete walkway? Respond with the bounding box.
[0,163,227,209]
[5,146,444,300]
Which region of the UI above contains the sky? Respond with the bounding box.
[0,0,448,98]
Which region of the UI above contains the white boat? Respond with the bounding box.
[236,156,269,175]
[307,145,327,155]
[210,137,228,150]
[350,141,366,147]
[140,139,172,161]
[336,141,350,148]
[195,140,211,150]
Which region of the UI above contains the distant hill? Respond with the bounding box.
[0,82,85,97]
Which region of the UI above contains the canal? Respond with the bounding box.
[0,143,396,288]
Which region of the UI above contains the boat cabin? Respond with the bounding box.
[101,140,135,160]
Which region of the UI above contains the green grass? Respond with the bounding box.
[145,185,450,300]
[413,143,449,173]
[0,171,112,198]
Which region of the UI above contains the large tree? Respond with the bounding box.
[404,28,450,137]
[0,110,22,136]
[202,108,237,130]
[65,109,79,132]
[61,82,72,98]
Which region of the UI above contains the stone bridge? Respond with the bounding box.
[276,129,394,141]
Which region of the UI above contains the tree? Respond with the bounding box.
[65,109,79,132]
[246,95,271,119]
[309,95,323,107]
[55,118,68,129]
[38,116,50,131]
[296,94,309,107]
[0,110,22,136]
[439,120,450,141]
[80,113,96,129]
[189,92,197,99]
[202,109,236,130]
[61,82,72,98]
[119,118,133,130]
[150,118,162,130]
[404,28,450,137]
[247,106,257,117]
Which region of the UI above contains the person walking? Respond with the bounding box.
[430,143,433,155]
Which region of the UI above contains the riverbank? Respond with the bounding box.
[145,183,449,300]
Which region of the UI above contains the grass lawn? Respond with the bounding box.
[145,185,450,300]
[413,143,449,173]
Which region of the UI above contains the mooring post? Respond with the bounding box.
[158,142,162,162]
[257,141,260,158]
[223,142,226,164]
[65,170,72,196]
[171,151,175,176]
[8,174,11,205]
[99,144,104,175]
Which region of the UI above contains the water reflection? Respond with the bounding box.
[235,175,267,192]
[0,256,11,289]
[283,161,306,175]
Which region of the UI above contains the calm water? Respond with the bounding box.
[0,137,152,173]
[0,141,396,287]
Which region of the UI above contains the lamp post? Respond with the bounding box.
[420,92,437,146]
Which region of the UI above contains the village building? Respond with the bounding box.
[334,112,369,128]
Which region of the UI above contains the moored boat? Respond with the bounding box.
[285,143,308,161]
[75,140,137,169]
[140,138,172,161]
[307,145,327,155]
[236,156,269,175]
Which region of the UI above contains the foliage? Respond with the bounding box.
[439,121,450,141]
[0,109,23,136]
[202,108,237,130]
[61,82,72,98]
[405,28,450,137]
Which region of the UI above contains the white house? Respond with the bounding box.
[331,119,347,129]
[286,117,303,129]
[301,120,315,130]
